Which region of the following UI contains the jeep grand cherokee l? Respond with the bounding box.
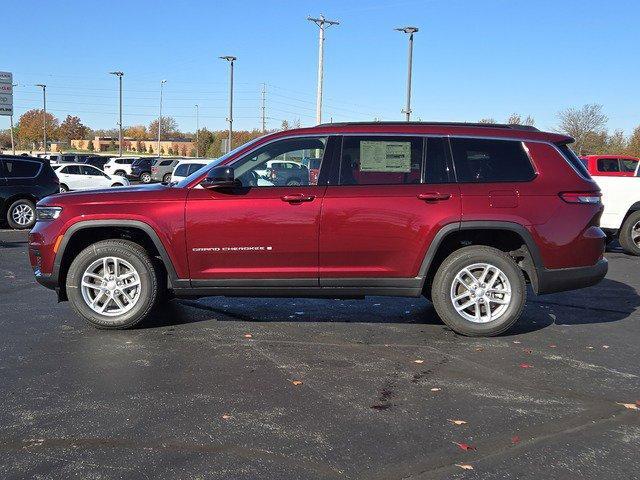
[28,122,608,336]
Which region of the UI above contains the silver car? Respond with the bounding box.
[151,158,182,183]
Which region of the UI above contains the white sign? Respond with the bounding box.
[360,141,412,172]
[0,71,12,116]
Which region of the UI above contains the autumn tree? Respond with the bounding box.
[148,116,179,139]
[556,104,608,155]
[58,115,88,143]
[125,125,148,140]
[195,128,215,157]
[17,109,60,148]
[626,126,640,157]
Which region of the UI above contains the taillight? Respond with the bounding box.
[559,192,602,204]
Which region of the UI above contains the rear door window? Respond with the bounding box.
[339,136,424,185]
[187,163,206,175]
[450,138,535,183]
[3,159,42,178]
[620,159,637,172]
[597,158,620,173]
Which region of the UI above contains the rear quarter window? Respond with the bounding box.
[557,145,591,179]
[174,164,190,177]
[450,138,535,183]
[3,159,42,178]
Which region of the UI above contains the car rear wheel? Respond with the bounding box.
[66,239,159,329]
[431,246,526,336]
[619,210,640,256]
[59,184,69,193]
[140,172,152,183]
[162,173,172,183]
[6,199,36,230]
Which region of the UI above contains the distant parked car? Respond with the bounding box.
[580,155,639,177]
[151,158,182,183]
[130,157,158,183]
[170,159,209,183]
[80,156,112,170]
[0,155,59,229]
[54,164,129,192]
[264,160,309,186]
[102,157,138,177]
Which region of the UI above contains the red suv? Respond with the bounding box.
[28,122,607,336]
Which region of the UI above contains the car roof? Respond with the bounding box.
[582,155,639,160]
[0,154,49,163]
[267,121,573,144]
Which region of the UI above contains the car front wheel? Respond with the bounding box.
[6,199,36,229]
[140,172,151,183]
[431,246,526,336]
[66,239,159,329]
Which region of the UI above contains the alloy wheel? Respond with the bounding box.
[11,203,35,227]
[80,256,142,317]
[450,262,512,323]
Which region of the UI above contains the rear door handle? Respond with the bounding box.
[281,194,315,203]
[417,192,451,201]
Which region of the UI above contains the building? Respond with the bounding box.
[70,136,195,156]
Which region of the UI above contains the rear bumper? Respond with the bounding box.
[536,258,608,295]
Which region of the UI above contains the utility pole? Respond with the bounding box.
[219,56,236,152]
[195,104,199,158]
[35,84,47,155]
[307,14,339,125]
[10,83,17,155]
[109,71,124,156]
[395,26,418,121]
[157,79,166,156]
[261,83,267,133]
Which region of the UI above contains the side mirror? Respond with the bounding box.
[201,166,238,189]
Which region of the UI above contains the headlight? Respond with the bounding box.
[36,206,63,221]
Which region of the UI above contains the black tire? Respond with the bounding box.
[59,184,69,193]
[66,239,159,329]
[114,170,126,177]
[6,198,36,230]
[111,183,123,187]
[431,246,526,337]
[162,173,172,183]
[618,211,640,256]
[286,177,302,186]
[140,172,152,183]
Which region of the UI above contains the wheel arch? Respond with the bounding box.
[621,202,640,228]
[418,221,543,294]
[53,220,179,301]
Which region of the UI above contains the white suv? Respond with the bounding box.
[103,157,137,177]
[54,164,130,192]
[170,159,209,183]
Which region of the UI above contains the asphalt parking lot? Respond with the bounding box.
[0,229,639,479]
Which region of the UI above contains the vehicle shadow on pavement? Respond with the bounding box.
[510,278,640,335]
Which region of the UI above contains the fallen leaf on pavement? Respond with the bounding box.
[413,359,424,364]
[549,344,557,348]
[512,340,521,344]
[430,387,441,392]
[475,347,484,352]
[602,345,610,349]
[453,441,476,451]
[618,402,638,411]
[292,380,303,386]
[455,464,474,470]
[221,414,232,420]
[448,419,467,425]
[519,363,533,369]
[511,435,521,444]
[243,333,252,338]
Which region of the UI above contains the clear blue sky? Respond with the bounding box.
[2,0,639,134]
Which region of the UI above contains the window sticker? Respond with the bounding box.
[359,141,411,172]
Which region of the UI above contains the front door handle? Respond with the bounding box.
[417,192,451,201]
[281,194,315,203]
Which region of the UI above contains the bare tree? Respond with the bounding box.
[478,118,496,124]
[506,113,535,126]
[556,104,608,155]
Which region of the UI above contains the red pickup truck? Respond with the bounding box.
[580,155,639,177]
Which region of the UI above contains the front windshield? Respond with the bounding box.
[175,136,266,187]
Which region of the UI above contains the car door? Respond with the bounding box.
[81,165,108,189]
[319,135,461,282]
[59,165,83,189]
[185,135,336,282]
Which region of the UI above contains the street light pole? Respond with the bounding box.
[395,26,418,122]
[157,79,166,156]
[219,56,236,153]
[109,71,124,156]
[195,104,199,158]
[35,84,47,155]
[307,15,339,125]
[10,83,17,155]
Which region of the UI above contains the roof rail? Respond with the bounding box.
[315,121,539,132]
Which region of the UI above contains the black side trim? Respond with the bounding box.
[51,220,180,288]
[536,258,608,295]
[172,286,422,299]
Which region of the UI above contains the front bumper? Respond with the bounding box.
[536,258,608,295]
